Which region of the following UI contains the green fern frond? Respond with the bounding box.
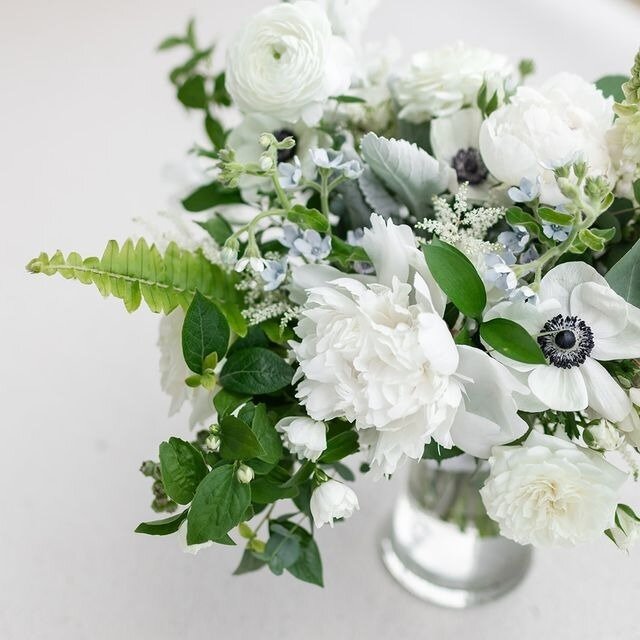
[26,239,246,332]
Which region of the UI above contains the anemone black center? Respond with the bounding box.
[537,315,594,369]
[273,129,297,163]
[452,148,489,185]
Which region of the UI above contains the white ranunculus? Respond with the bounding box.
[430,107,498,200]
[484,262,640,422]
[275,416,327,462]
[226,114,330,203]
[310,479,359,528]
[158,309,216,428]
[479,73,614,206]
[481,431,626,547]
[225,1,354,125]
[291,214,529,475]
[392,43,515,123]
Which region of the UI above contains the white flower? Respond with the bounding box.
[314,0,378,48]
[275,417,327,462]
[310,479,359,527]
[484,262,640,421]
[586,421,625,451]
[430,108,497,200]
[225,1,354,125]
[481,431,627,547]
[236,464,255,484]
[291,214,529,475]
[479,73,614,206]
[226,113,329,202]
[158,309,216,428]
[617,388,640,448]
[607,112,640,201]
[178,521,214,556]
[393,43,515,122]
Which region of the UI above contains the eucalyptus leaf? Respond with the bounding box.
[360,133,451,219]
[606,237,640,308]
[274,521,323,587]
[423,239,486,318]
[480,318,547,365]
[233,548,267,575]
[186,464,251,544]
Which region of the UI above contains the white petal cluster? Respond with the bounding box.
[481,432,626,547]
[310,480,359,527]
[393,43,514,122]
[226,1,354,125]
[291,214,528,475]
[275,416,327,462]
[479,73,614,206]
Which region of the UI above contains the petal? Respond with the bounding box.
[430,108,482,163]
[580,357,632,422]
[417,314,459,376]
[591,303,640,360]
[570,282,627,339]
[538,262,607,315]
[528,365,588,411]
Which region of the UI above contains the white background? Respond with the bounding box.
[2,0,640,638]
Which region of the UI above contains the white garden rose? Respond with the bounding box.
[392,42,515,122]
[479,73,614,206]
[275,416,327,462]
[310,479,359,528]
[291,214,529,475]
[481,431,627,547]
[225,1,354,125]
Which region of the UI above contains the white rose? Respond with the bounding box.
[392,42,515,122]
[479,73,614,206]
[481,432,626,547]
[291,214,529,476]
[310,479,359,528]
[225,1,354,125]
[275,416,327,462]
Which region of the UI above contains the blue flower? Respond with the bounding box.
[542,222,571,242]
[309,148,345,170]
[519,245,539,264]
[508,177,540,203]
[280,224,331,262]
[510,286,538,305]
[260,258,288,291]
[498,225,529,254]
[484,253,517,292]
[277,157,302,190]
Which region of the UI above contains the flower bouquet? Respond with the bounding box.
[27,0,640,592]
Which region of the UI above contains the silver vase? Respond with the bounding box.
[381,455,532,608]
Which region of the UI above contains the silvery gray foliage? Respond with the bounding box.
[360,132,452,219]
[358,167,401,219]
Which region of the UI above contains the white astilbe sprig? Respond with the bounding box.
[417,183,505,259]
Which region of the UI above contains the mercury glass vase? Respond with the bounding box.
[380,455,532,608]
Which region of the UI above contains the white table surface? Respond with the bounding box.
[2,1,640,638]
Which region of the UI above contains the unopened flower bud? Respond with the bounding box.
[236,464,255,484]
[259,132,275,148]
[205,433,221,452]
[556,177,581,200]
[260,155,274,171]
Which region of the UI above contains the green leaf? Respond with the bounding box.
[329,462,355,482]
[169,47,213,85]
[135,509,189,535]
[159,438,209,505]
[250,478,299,504]
[182,291,230,374]
[606,237,640,307]
[227,326,269,356]
[596,75,629,103]
[196,213,233,246]
[213,389,248,419]
[186,464,251,544]
[157,35,187,51]
[281,460,315,488]
[287,205,330,233]
[205,115,227,149]
[252,404,282,464]
[538,207,575,226]
[219,416,264,461]
[423,239,487,318]
[220,347,294,395]
[505,207,544,238]
[578,228,606,252]
[422,442,463,462]
[480,318,547,365]
[177,74,208,109]
[263,523,301,575]
[233,548,267,575]
[318,430,359,464]
[275,520,323,587]
[328,236,370,267]
[181,182,243,212]
[634,179,640,204]
[332,94,367,104]
[26,239,241,315]
[212,72,232,106]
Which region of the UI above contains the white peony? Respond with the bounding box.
[392,42,515,123]
[275,416,327,462]
[484,262,640,422]
[291,214,529,475]
[479,73,614,206]
[158,309,216,428]
[225,1,354,125]
[481,431,626,547]
[310,479,359,527]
